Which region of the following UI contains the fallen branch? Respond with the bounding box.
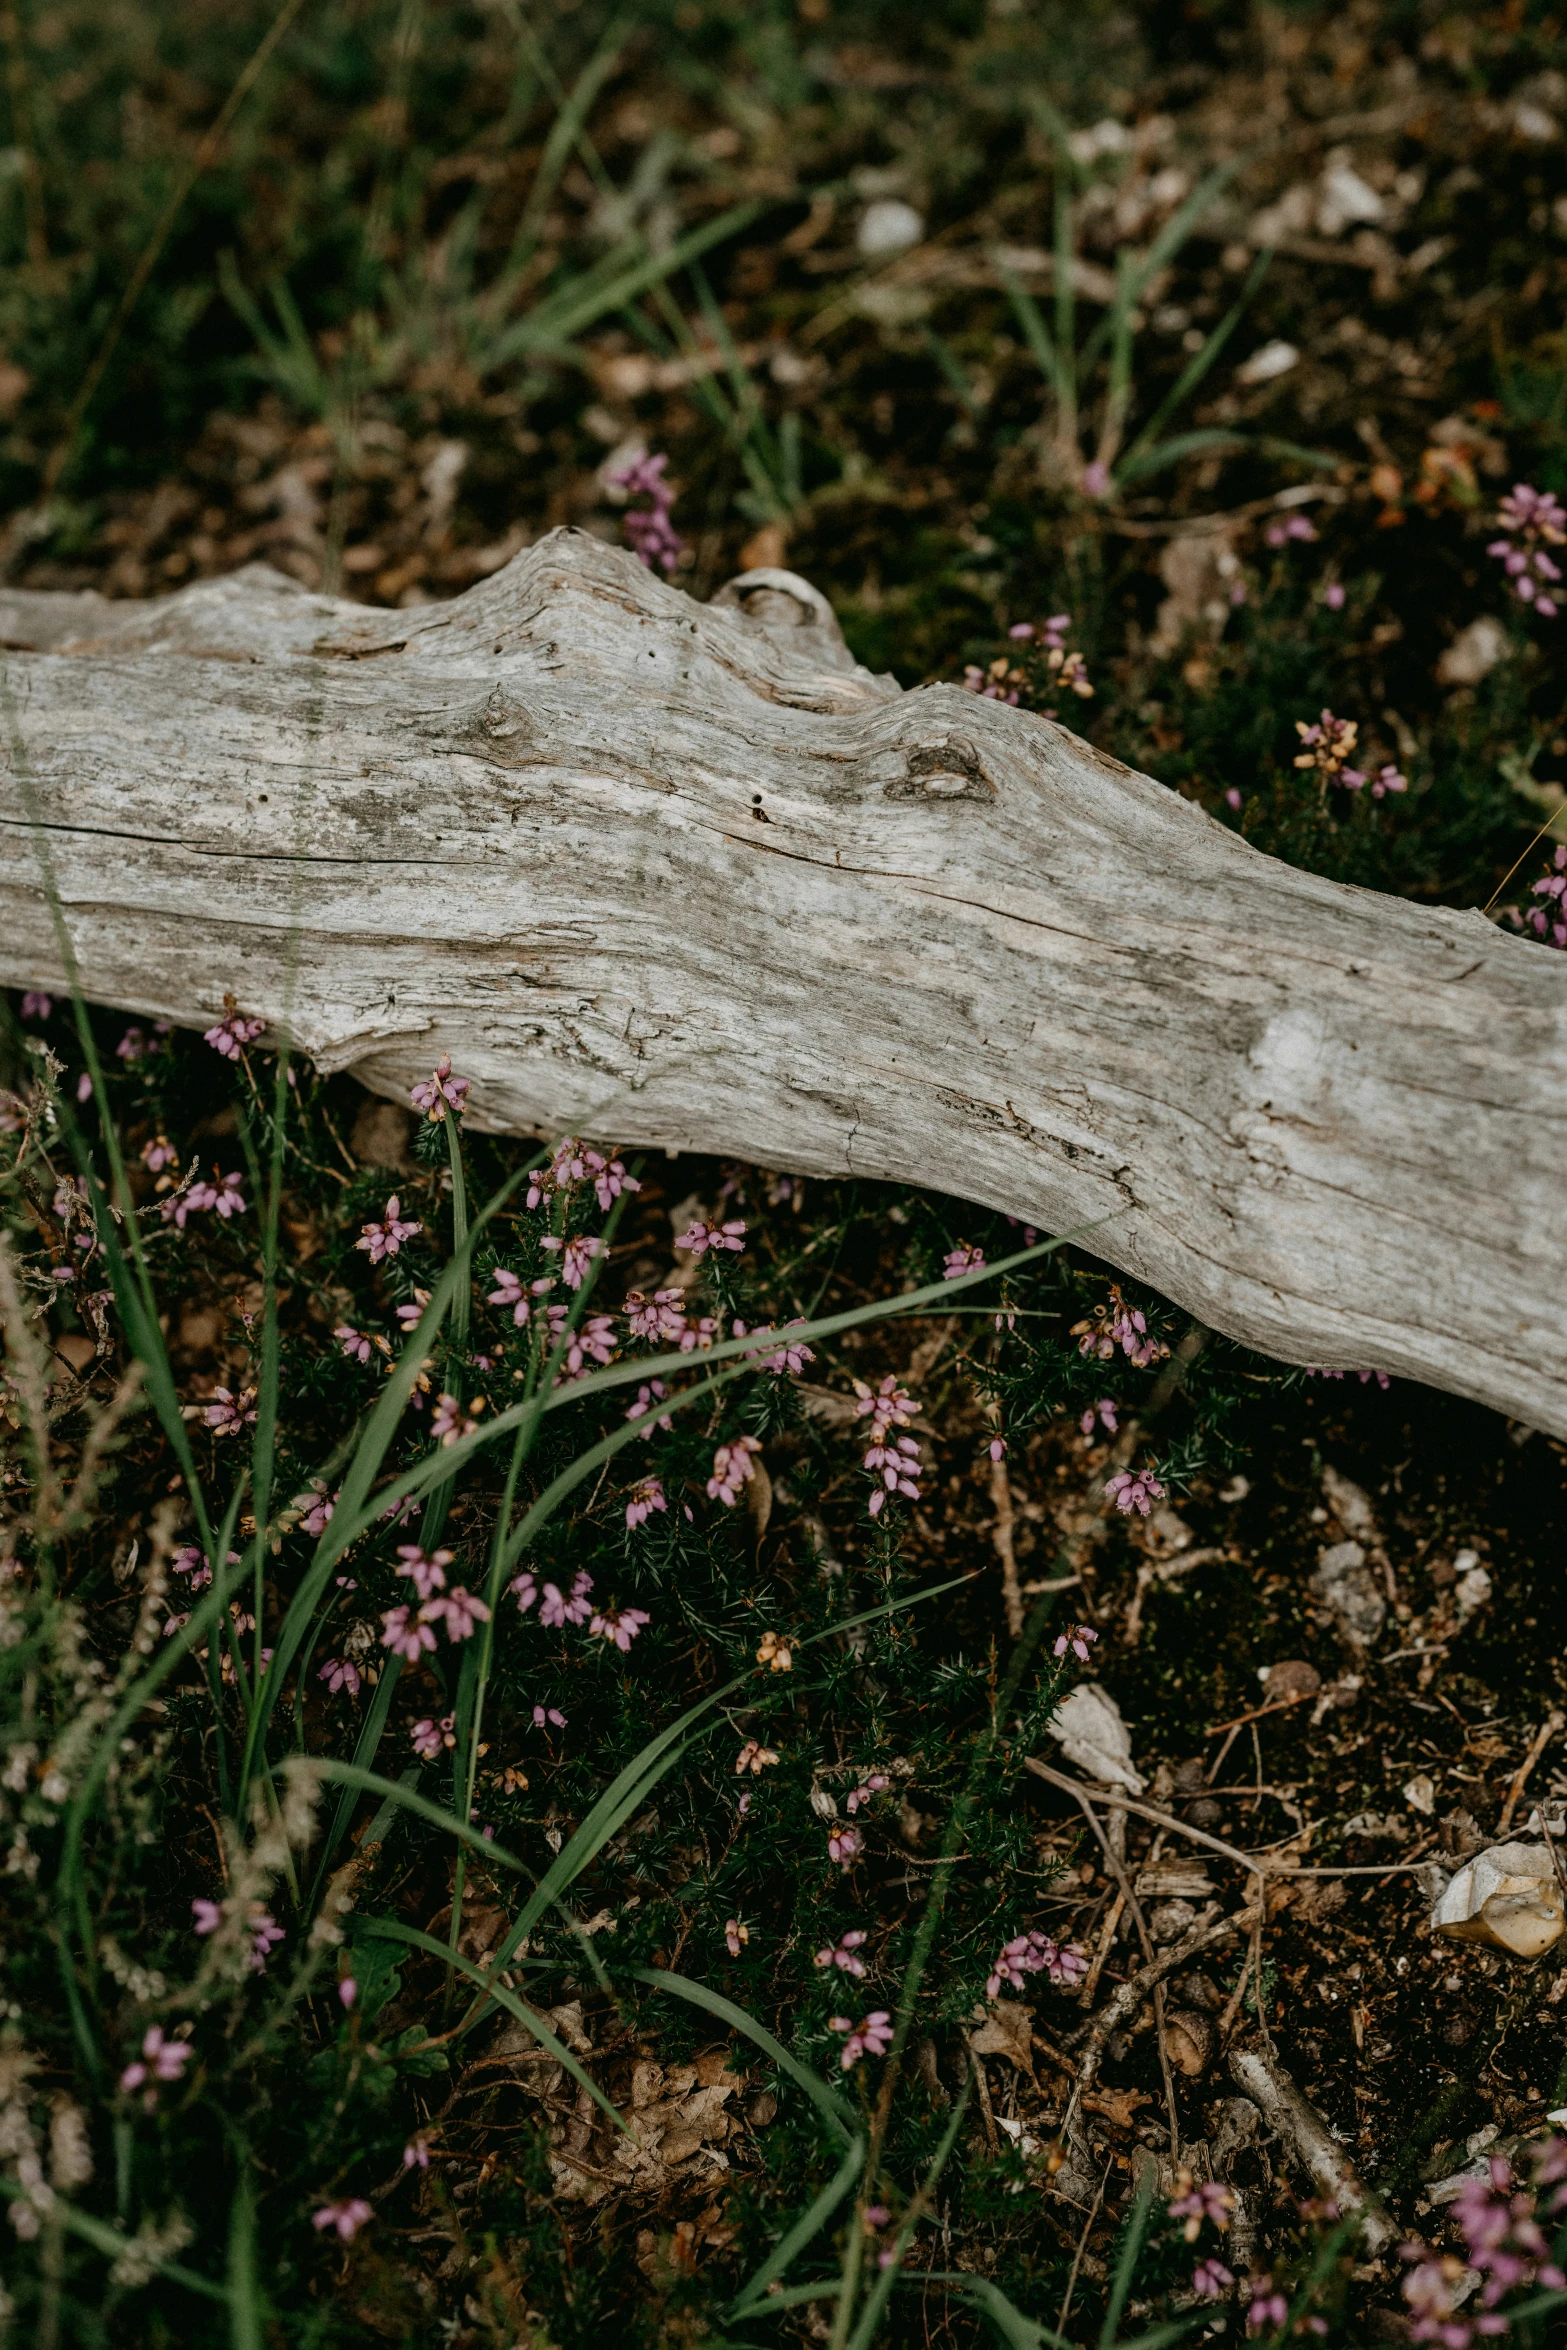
[1,533,1563,1428]
[1227,2043,1396,2255]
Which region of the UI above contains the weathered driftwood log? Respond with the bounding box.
[0,531,1563,1431]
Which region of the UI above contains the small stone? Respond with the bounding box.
[1265,1658,1322,1702]
[857,199,923,256]
[1149,1899,1198,1943]
[1432,1842,1566,1959]
[1312,1540,1386,1651]
[1403,1773,1437,1817]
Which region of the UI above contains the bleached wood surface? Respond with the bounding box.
[0,530,1563,1432]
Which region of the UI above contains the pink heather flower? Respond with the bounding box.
[356,1194,420,1264]
[827,1825,864,1869]
[829,2011,892,2069]
[676,1217,746,1257]
[171,1543,218,1591]
[312,2198,372,2241]
[317,1657,362,1696]
[141,1134,177,1173]
[403,2137,431,2170]
[1079,1398,1119,1437]
[625,1476,666,1530]
[735,1739,780,1774]
[1511,843,1567,949]
[986,1929,1087,1998]
[1170,2180,1236,2240]
[116,1024,148,1061]
[1105,1466,1165,1516]
[708,1435,763,1506]
[1245,2279,1288,2333]
[380,1605,437,1662]
[510,1571,538,1613]
[120,2026,191,2095]
[335,1322,372,1364]
[864,1432,922,1517]
[540,1571,594,1628]
[421,1586,491,1642]
[943,1244,986,1279]
[410,1714,455,1761]
[1265,513,1317,548]
[626,1288,687,1344]
[1053,1623,1098,1663]
[854,1374,917,1441]
[1193,2258,1234,2300]
[625,1379,673,1434]
[1293,707,1362,786]
[76,1071,92,1102]
[394,1289,433,1334]
[429,1392,483,1446]
[204,1008,265,1060]
[210,1170,247,1219]
[20,990,51,1018]
[724,1918,748,1957]
[539,1232,603,1290]
[1488,483,1566,616]
[846,1773,890,1814]
[409,1053,470,1123]
[549,1309,618,1379]
[532,1704,567,1729]
[203,1385,257,1437]
[338,1977,357,2008]
[588,1603,650,1651]
[298,1481,338,1537]
[1225,787,1243,811]
[250,1910,284,1970]
[1080,459,1112,499]
[988,1435,1007,1462]
[395,1544,451,1600]
[611,451,687,574]
[746,1320,814,1375]
[1323,580,1346,610]
[192,1897,222,1935]
[588,1150,639,1211]
[815,1930,869,1977]
[488,1267,554,1326]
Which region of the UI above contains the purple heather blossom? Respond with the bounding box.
[1072,1287,1165,1367]
[20,990,52,1018]
[625,1476,666,1530]
[1305,1366,1391,1388]
[421,1586,491,1642]
[429,1391,483,1446]
[356,1195,420,1264]
[708,1436,762,1506]
[611,452,686,573]
[864,1432,922,1517]
[986,1929,1087,1998]
[313,2198,373,2241]
[172,1543,230,1592]
[532,1704,567,1729]
[815,1929,869,1977]
[548,1309,618,1379]
[1105,1465,1165,1516]
[1080,1398,1119,1437]
[1488,483,1566,617]
[1170,2179,1235,2240]
[1053,1623,1098,1663]
[588,1150,639,1211]
[1322,580,1346,610]
[1293,707,1365,788]
[943,1243,986,1278]
[299,1481,338,1537]
[395,1544,451,1600]
[1245,2278,1288,2334]
[1265,513,1317,548]
[540,1232,603,1290]
[829,2010,892,2068]
[203,1385,257,1437]
[540,1570,595,1628]
[676,1216,746,1257]
[1080,459,1112,499]
[855,1375,917,1441]
[625,1379,673,1434]
[192,1898,222,1935]
[827,1825,864,1869]
[403,2137,431,2170]
[204,1007,265,1060]
[487,1266,553,1326]
[626,1288,688,1344]
[735,1739,780,1774]
[588,1603,650,1651]
[988,1435,1007,1462]
[410,1714,455,1761]
[338,1977,357,2008]
[846,1773,890,1814]
[317,1657,362,1696]
[142,1134,177,1172]
[409,1053,470,1123]
[1509,842,1567,950]
[743,1320,814,1375]
[510,1571,538,1613]
[335,1322,372,1365]
[1193,2258,1234,2300]
[380,1605,438,1662]
[120,2025,191,2096]
[250,1910,284,1969]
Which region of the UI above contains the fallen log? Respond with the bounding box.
[0,530,1562,1431]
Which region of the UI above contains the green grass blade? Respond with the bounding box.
[843,2079,972,2350]
[1099,2164,1155,2348]
[490,202,763,367]
[999,265,1066,407]
[307,1654,404,1907]
[304,1759,531,1875]
[629,1966,855,2142]
[226,2164,264,2350]
[728,2135,865,2319]
[495,12,630,288]
[1115,428,1249,484]
[357,1917,627,2133]
[1117,246,1271,475]
[0,2178,229,2303]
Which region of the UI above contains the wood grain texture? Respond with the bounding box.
[0,530,1562,1431]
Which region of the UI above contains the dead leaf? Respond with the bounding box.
[967,2000,1036,2081]
[1083,2085,1152,2129]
